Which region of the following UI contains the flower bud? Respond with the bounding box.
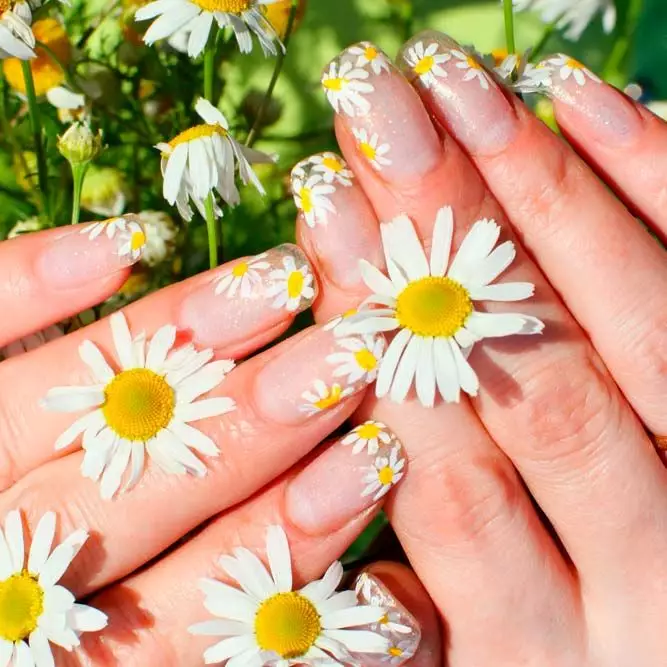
[57,122,104,166]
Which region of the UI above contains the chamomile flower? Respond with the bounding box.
[321,60,373,117]
[451,49,491,89]
[327,334,385,385]
[544,54,600,86]
[342,420,392,455]
[41,312,236,499]
[135,0,283,59]
[0,1,34,59]
[189,525,389,666]
[0,511,107,664]
[348,41,390,76]
[353,129,391,171]
[291,172,336,227]
[156,98,273,222]
[344,207,544,407]
[307,153,353,187]
[403,41,450,88]
[362,447,405,501]
[494,53,553,94]
[80,215,147,262]
[384,639,418,665]
[301,380,353,416]
[266,254,315,311]
[214,253,270,299]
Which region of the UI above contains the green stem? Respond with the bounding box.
[602,0,643,85]
[70,164,87,225]
[204,45,215,101]
[245,0,299,147]
[20,60,51,222]
[204,193,218,269]
[503,0,516,56]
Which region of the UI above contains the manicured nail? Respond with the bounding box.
[536,54,643,146]
[398,31,519,156]
[254,320,386,426]
[35,215,146,290]
[285,421,405,534]
[321,41,442,181]
[179,244,317,349]
[292,153,383,288]
[354,572,422,665]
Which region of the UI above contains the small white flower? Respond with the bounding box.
[327,334,385,385]
[491,51,553,94]
[0,1,35,59]
[301,380,353,415]
[342,420,392,455]
[451,49,491,89]
[321,59,374,117]
[403,41,450,88]
[80,215,147,262]
[307,152,354,187]
[347,41,390,76]
[266,254,315,311]
[362,447,405,501]
[214,252,270,299]
[0,511,107,664]
[543,53,600,86]
[189,525,389,667]
[352,128,391,171]
[384,639,419,664]
[41,312,236,499]
[291,172,336,227]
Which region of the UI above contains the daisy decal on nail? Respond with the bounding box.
[41,312,236,499]
[214,252,270,299]
[491,50,553,94]
[80,215,147,262]
[343,207,544,407]
[301,380,352,415]
[321,60,373,117]
[266,254,315,311]
[348,41,390,76]
[451,49,491,89]
[362,447,405,501]
[0,511,107,663]
[543,54,601,86]
[327,334,385,385]
[189,525,389,666]
[404,41,450,88]
[291,171,336,228]
[353,129,392,171]
[307,152,354,187]
[342,420,392,455]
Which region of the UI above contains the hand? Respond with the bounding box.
[295,33,667,665]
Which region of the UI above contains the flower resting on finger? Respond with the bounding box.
[189,525,389,666]
[0,510,107,663]
[341,207,544,407]
[40,311,236,499]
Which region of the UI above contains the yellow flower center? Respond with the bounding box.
[168,124,227,149]
[414,55,434,75]
[298,187,313,213]
[191,0,250,12]
[389,647,404,657]
[378,466,395,486]
[232,261,249,277]
[359,142,376,161]
[357,422,381,440]
[566,57,585,70]
[314,385,343,410]
[131,230,146,251]
[466,55,482,70]
[322,156,343,173]
[491,47,508,66]
[0,0,13,13]
[255,592,322,659]
[396,276,473,338]
[286,270,304,299]
[354,348,377,372]
[102,368,175,442]
[322,77,347,91]
[0,572,44,643]
[364,45,378,61]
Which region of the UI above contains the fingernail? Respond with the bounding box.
[354,572,422,665]
[537,54,643,146]
[322,41,442,181]
[292,153,383,288]
[34,215,146,290]
[179,244,317,349]
[285,421,404,534]
[254,321,386,426]
[398,31,519,156]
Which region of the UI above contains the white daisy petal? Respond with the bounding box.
[430,206,454,277]
[266,526,292,593]
[27,512,56,575]
[5,510,24,573]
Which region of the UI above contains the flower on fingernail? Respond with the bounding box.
[80,214,147,262]
[214,252,270,299]
[300,380,352,415]
[451,49,492,90]
[41,311,236,499]
[327,334,385,386]
[342,207,544,407]
[291,170,336,228]
[342,420,393,455]
[323,308,359,333]
[541,54,601,87]
[189,525,390,666]
[404,41,450,88]
[321,60,373,117]
[266,254,315,311]
[347,41,391,76]
[362,447,405,501]
[490,49,553,94]
[352,128,392,171]
[304,152,354,187]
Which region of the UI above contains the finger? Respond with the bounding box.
[0,216,145,348]
[2,318,385,594]
[396,34,667,440]
[0,243,320,489]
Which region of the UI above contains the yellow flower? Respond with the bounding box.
[262,0,306,38]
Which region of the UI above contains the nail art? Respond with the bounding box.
[327,333,385,385]
[322,308,359,332]
[79,214,147,262]
[361,446,406,501]
[539,53,601,88]
[403,41,451,88]
[341,420,393,455]
[214,252,271,299]
[347,41,392,76]
[266,253,316,312]
[300,380,354,415]
[321,59,374,117]
[352,128,392,171]
[355,572,422,664]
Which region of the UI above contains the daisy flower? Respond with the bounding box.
[322,308,358,333]
[347,41,390,76]
[189,525,389,666]
[451,49,491,89]
[0,511,107,664]
[321,60,373,117]
[307,153,354,187]
[543,53,600,86]
[326,334,385,386]
[362,447,405,501]
[214,253,270,299]
[156,98,273,222]
[135,0,283,59]
[266,254,315,311]
[41,311,236,499]
[344,207,544,407]
[342,420,392,455]
[0,1,34,59]
[80,215,147,262]
[403,41,450,88]
[301,380,352,416]
[490,49,552,94]
[291,172,336,228]
[384,639,418,665]
[352,129,391,171]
